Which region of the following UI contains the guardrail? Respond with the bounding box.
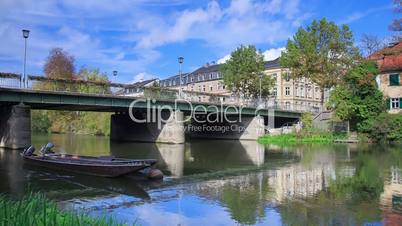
[0,73,322,113]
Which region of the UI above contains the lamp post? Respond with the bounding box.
[178,56,184,98]
[259,73,262,103]
[113,70,118,77]
[22,29,30,88]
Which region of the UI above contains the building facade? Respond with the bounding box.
[160,58,324,111]
[369,41,402,114]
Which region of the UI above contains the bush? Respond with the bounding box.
[368,113,402,142]
[31,110,51,133]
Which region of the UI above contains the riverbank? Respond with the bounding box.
[0,193,125,226]
[258,133,347,145]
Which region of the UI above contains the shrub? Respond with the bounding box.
[368,113,402,142]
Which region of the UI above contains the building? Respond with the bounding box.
[118,79,159,97]
[369,41,402,113]
[160,58,324,111]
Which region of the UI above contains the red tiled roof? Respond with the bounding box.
[368,41,402,73]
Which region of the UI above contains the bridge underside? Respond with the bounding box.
[0,88,301,149]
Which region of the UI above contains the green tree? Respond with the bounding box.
[280,18,360,105]
[77,67,111,94]
[328,61,385,132]
[220,45,274,98]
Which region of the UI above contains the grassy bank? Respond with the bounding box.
[0,193,126,226]
[258,133,346,145]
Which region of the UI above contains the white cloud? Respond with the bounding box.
[217,54,231,64]
[0,0,309,82]
[339,5,392,24]
[134,0,307,51]
[131,72,157,83]
[216,47,284,64]
[262,47,285,61]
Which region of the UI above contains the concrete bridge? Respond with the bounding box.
[0,75,305,149]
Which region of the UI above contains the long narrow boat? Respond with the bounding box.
[21,145,157,178]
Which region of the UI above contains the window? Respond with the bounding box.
[300,86,304,97]
[390,98,400,109]
[307,88,312,98]
[390,74,400,86]
[191,76,194,82]
[284,72,291,82]
[285,87,290,96]
[209,74,212,79]
[315,87,320,99]
[285,101,291,109]
[295,87,299,97]
[210,86,213,91]
[202,85,205,92]
[272,87,277,96]
[222,85,226,90]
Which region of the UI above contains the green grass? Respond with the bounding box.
[258,133,346,145]
[0,193,127,226]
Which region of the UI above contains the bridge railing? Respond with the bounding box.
[0,73,322,113]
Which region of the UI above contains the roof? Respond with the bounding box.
[191,64,221,75]
[190,58,281,75]
[264,57,280,69]
[368,41,402,73]
[125,78,158,88]
[160,58,282,82]
[161,73,189,81]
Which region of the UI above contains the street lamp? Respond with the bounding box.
[259,73,262,103]
[22,29,30,88]
[178,56,184,97]
[113,70,118,77]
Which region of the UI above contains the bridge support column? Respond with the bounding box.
[188,115,265,140]
[111,110,185,144]
[0,105,31,149]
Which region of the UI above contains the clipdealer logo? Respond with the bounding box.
[127,98,274,132]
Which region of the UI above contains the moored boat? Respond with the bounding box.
[21,143,158,178]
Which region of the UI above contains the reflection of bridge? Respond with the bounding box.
[0,75,303,149]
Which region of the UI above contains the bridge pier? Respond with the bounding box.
[110,110,185,144]
[0,104,31,149]
[187,115,265,140]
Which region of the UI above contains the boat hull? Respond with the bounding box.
[22,155,157,178]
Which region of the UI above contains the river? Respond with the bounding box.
[0,133,401,225]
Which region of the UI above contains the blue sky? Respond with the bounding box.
[0,0,396,83]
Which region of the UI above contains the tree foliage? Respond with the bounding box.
[389,0,402,32]
[328,61,385,132]
[44,48,75,79]
[359,34,383,57]
[280,18,360,103]
[369,113,402,142]
[33,48,111,136]
[220,45,274,98]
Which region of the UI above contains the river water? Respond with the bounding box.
[0,133,402,225]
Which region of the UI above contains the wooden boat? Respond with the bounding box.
[21,144,157,178]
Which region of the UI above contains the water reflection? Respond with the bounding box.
[1,134,401,225]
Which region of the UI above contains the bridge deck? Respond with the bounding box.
[0,88,301,118]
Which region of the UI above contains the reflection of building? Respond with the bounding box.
[381,167,402,210]
[187,151,336,202]
[267,164,334,202]
[159,58,324,110]
[380,166,402,224]
[369,41,402,113]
